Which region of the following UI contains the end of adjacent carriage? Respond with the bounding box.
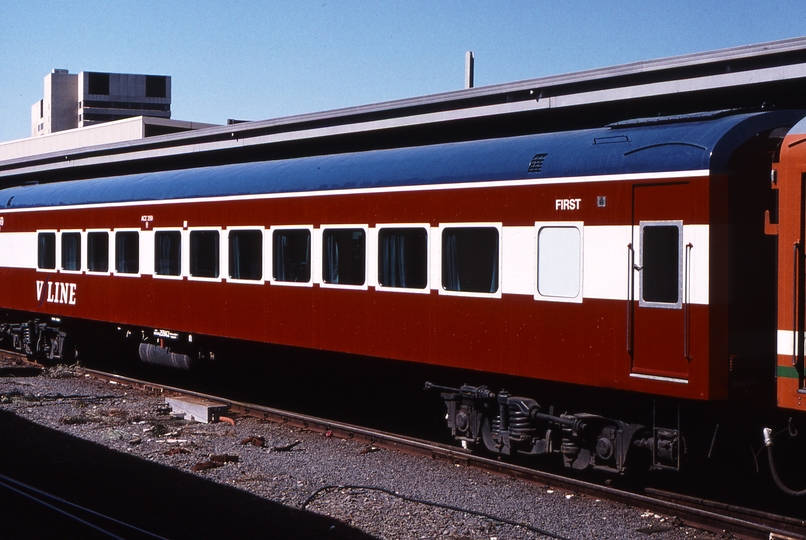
[773,116,806,413]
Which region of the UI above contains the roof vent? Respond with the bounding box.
[528,153,548,174]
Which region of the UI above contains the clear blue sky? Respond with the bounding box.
[1,1,804,143]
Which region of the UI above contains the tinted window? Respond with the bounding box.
[87,72,109,95]
[229,230,262,280]
[87,232,109,272]
[61,232,81,271]
[115,231,139,274]
[37,232,56,270]
[273,229,311,283]
[155,231,181,276]
[378,228,427,289]
[642,225,680,304]
[190,230,219,278]
[442,227,499,293]
[322,228,365,286]
[146,75,167,98]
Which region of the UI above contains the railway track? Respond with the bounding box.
[0,470,168,540]
[73,365,806,540]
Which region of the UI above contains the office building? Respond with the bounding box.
[32,69,171,137]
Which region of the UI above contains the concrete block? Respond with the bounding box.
[166,396,228,424]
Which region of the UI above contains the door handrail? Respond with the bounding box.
[627,242,634,353]
[794,241,800,367]
[684,242,693,361]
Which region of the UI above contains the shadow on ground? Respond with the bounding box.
[0,410,376,539]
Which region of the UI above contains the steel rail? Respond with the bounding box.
[76,366,806,540]
[0,472,169,540]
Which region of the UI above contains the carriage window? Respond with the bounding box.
[322,228,365,285]
[154,231,181,276]
[115,231,139,274]
[229,229,262,280]
[640,223,682,306]
[61,233,81,271]
[442,227,499,293]
[37,232,56,270]
[378,227,427,289]
[273,229,311,283]
[87,232,109,272]
[537,226,581,298]
[190,230,219,278]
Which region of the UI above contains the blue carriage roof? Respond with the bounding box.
[2,110,802,210]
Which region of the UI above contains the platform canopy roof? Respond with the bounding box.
[3,37,806,188]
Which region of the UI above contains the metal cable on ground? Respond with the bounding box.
[301,484,571,540]
[0,472,170,540]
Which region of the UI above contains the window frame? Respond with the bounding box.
[638,220,683,310]
[113,229,141,277]
[187,227,222,282]
[437,223,502,299]
[226,226,265,284]
[36,230,58,273]
[60,230,83,273]
[534,221,584,304]
[269,225,314,287]
[375,224,430,294]
[153,228,184,280]
[319,224,368,290]
[86,229,111,275]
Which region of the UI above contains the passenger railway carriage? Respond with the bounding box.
[8,38,806,491]
[2,107,806,481]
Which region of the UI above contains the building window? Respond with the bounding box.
[87,232,109,272]
[37,232,56,270]
[272,229,311,283]
[537,226,581,299]
[322,228,365,286]
[229,229,262,281]
[146,75,167,98]
[61,232,81,271]
[378,227,428,289]
[190,230,219,278]
[154,231,181,276]
[83,100,170,111]
[87,72,110,95]
[115,231,139,274]
[442,227,499,294]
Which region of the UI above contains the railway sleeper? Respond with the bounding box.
[426,382,679,474]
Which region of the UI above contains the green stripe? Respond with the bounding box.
[777,365,801,379]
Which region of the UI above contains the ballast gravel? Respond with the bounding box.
[0,362,721,540]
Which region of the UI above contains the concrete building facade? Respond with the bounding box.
[3,116,217,163]
[31,69,78,136]
[32,69,171,137]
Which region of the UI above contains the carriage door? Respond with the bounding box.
[631,183,691,381]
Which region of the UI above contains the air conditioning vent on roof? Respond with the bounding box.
[528,153,548,173]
